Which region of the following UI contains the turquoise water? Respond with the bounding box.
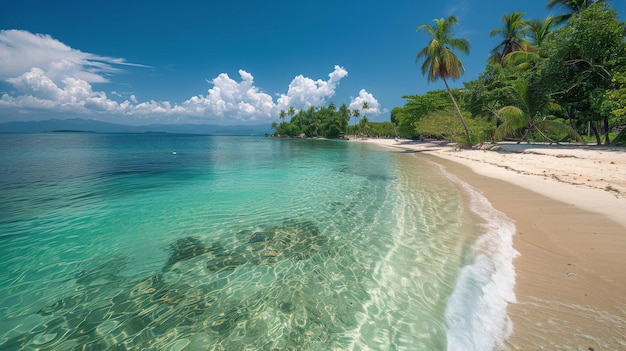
[0,133,516,350]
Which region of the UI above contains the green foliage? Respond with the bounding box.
[602,71,626,125]
[613,129,626,146]
[494,80,584,143]
[416,16,472,142]
[539,2,625,143]
[547,0,606,24]
[272,103,351,138]
[489,12,530,64]
[391,90,454,138]
[463,63,522,118]
[416,109,494,145]
[416,16,470,83]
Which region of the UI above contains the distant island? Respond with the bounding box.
[0,118,271,135]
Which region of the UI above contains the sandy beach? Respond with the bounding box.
[357,138,626,350]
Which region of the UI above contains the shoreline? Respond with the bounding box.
[356,138,626,350]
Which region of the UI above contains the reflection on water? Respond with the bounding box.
[0,135,507,350]
[1,219,373,350]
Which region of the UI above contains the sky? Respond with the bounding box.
[1,0,625,126]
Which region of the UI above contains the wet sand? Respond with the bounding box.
[358,139,626,350]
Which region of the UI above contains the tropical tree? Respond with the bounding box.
[287,106,296,123]
[490,12,530,65]
[351,109,360,137]
[338,103,351,137]
[494,80,583,144]
[540,1,625,144]
[392,90,456,137]
[528,17,555,48]
[359,116,370,137]
[416,16,471,144]
[464,63,521,122]
[503,17,555,69]
[547,0,606,24]
[361,101,370,121]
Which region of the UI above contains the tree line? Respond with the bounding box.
[270,102,396,139]
[393,0,626,146]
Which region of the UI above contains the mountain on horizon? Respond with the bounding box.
[0,118,271,135]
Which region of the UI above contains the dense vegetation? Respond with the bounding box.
[270,103,397,139]
[272,1,625,146]
[403,1,626,146]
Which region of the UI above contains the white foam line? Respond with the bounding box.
[434,162,519,351]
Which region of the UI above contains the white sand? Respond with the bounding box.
[359,139,626,226]
[354,138,626,350]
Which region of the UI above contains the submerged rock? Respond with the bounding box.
[7,219,336,351]
[164,236,209,270]
[205,219,328,272]
[167,236,207,265]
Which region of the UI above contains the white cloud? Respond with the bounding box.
[0,30,380,125]
[349,89,383,115]
[276,65,348,112]
[177,70,276,122]
[0,29,142,84]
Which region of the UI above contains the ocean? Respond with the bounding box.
[0,133,516,351]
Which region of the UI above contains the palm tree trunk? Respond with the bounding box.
[442,77,471,144]
[603,116,611,145]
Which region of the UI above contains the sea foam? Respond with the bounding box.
[438,165,518,351]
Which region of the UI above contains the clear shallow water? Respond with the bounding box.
[0,133,516,350]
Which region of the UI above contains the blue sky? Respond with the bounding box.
[1,0,624,126]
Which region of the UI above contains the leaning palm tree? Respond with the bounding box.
[416,16,471,143]
[547,0,605,24]
[490,12,530,65]
[494,80,584,144]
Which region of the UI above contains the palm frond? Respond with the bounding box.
[535,120,585,143]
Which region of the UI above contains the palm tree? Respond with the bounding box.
[494,80,583,144]
[360,102,370,138]
[528,17,554,48]
[416,16,471,143]
[359,115,369,136]
[361,101,370,121]
[547,0,605,24]
[338,103,351,136]
[490,12,530,65]
[351,109,360,138]
[503,17,554,68]
[287,106,296,121]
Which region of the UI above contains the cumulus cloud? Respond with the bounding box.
[276,65,348,112]
[176,70,276,122]
[349,89,383,115]
[1,67,127,114]
[0,30,380,124]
